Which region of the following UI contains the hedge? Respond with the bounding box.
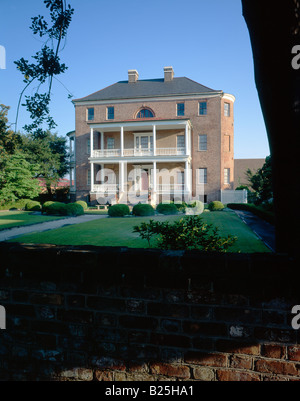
[108,204,130,217]
[156,203,178,215]
[208,201,225,211]
[75,201,88,210]
[132,203,155,216]
[24,200,41,212]
[66,203,84,216]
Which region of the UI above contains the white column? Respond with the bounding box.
[101,132,104,150]
[90,128,94,157]
[120,126,124,157]
[153,161,157,192]
[119,162,124,192]
[185,160,190,193]
[153,125,156,156]
[185,123,188,156]
[91,162,94,192]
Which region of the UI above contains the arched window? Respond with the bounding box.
[136,108,154,118]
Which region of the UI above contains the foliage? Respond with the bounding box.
[0,152,40,204]
[46,201,68,215]
[208,201,225,211]
[75,200,88,210]
[21,131,69,192]
[0,199,32,211]
[41,201,55,214]
[108,204,130,217]
[14,0,74,133]
[133,216,237,251]
[66,203,84,216]
[246,156,273,205]
[156,202,178,215]
[174,202,187,213]
[132,203,155,216]
[25,200,41,212]
[0,105,22,156]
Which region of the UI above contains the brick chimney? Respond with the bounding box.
[128,69,139,83]
[164,66,174,82]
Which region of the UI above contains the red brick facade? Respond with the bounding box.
[71,68,235,204]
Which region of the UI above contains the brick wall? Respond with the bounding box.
[0,242,299,381]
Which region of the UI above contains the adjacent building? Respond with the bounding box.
[69,67,235,205]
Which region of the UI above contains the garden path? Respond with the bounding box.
[0,214,107,242]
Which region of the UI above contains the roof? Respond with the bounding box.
[73,77,222,103]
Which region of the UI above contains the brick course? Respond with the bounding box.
[0,242,299,381]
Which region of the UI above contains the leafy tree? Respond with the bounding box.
[0,104,21,156]
[0,152,40,204]
[14,0,74,134]
[133,216,237,252]
[21,131,69,196]
[246,156,273,205]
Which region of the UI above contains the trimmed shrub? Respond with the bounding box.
[108,204,130,217]
[156,203,178,215]
[66,203,84,216]
[174,202,187,213]
[46,202,68,216]
[75,200,88,210]
[25,200,41,212]
[132,203,155,217]
[42,201,55,214]
[208,201,225,211]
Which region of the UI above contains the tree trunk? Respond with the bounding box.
[241,0,300,256]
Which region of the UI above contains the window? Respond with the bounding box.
[224,168,230,185]
[177,135,185,150]
[107,107,114,120]
[199,134,207,151]
[177,103,185,116]
[199,102,207,115]
[107,137,115,149]
[136,108,154,118]
[199,168,207,184]
[86,138,90,154]
[87,108,94,121]
[87,169,91,186]
[224,102,230,117]
[135,134,153,152]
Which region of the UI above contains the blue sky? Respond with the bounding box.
[0,0,270,159]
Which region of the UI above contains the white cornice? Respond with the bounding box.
[222,93,236,103]
[73,92,223,107]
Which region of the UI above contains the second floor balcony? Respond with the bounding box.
[88,118,192,162]
[92,147,186,158]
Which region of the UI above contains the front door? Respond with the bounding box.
[141,169,149,191]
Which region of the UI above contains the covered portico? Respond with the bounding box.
[88,119,192,204]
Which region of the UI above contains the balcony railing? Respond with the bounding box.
[92,184,185,194]
[91,147,186,158]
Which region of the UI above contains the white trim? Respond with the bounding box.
[222,93,236,103]
[89,119,191,131]
[73,92,223,106]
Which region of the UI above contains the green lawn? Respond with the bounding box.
[0,211,65,231]
[9,209,270,253]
